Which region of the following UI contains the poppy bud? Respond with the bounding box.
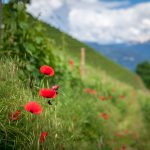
[40,132,48,143]
[52,85,59,91]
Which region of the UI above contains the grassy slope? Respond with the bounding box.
[40,22,144,89]
[0,58,150,150]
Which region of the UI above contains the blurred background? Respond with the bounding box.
[2,0,150,71]
[26,0,150,71]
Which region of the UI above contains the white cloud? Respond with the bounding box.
[68,2,150,44]
[27,0,150,44]
[27,0,63,21]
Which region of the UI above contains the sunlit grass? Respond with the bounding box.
[0,58,150,150]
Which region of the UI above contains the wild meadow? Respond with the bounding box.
[0,1,150,150]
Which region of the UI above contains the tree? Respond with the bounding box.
[136,61,150,89]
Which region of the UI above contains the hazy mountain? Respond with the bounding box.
[86,41,150,71]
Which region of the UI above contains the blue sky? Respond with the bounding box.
[9,0,150,44]
[2,0,9,3]
[102,0,150,5]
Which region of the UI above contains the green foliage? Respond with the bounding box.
[136,61,150,89]
[1,1,55,81]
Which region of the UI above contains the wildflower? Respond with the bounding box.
[69,59,74,70]
[108,96,113,99]
[40,132,48,143]
[84,88,96,95]
[69,59,74,65]
[40,65,54,76]
[39,88,57,98]
[121,144,126,150]
[120,95,125,99]
[84,88,91,93]
[52,85,59,91]
[100,113,109,120]
[123,130,129,134]
[24,101,42,115]
[98,96,106,101]
[8,110,21,121]
[52,85,59,95]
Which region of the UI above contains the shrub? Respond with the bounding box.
[136,61,150,89]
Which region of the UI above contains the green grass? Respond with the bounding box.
[0,58,150,150]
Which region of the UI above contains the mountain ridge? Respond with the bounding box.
[86,41,150,71]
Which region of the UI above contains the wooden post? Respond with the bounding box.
[80,47,85,76]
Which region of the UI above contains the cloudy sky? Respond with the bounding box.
[27,0,150,44]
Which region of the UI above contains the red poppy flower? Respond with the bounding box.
[121,144,126,150]
[52,85,59,91]
[24,101,42,115]
[69,59,74,65]
[8,110,21,121]
[123,130,129,134]
[120,95,125,99]
[108,96,113,99]
[40,132,48,143]
[98,96,106,101]
[39,88,57,98]
[40,65,54,76]
[90,90,96,95]
[84,88,96,95]
[100,113,109,120]
[69,59,74,70]
[84,88,91,93]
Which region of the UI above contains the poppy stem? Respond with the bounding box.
[40,76,46,88]
[46,79,49,88]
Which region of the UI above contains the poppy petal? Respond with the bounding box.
[24,101,42,115]
[40,65,54,76]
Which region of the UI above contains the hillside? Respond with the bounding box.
[1,2,150,150]
[86,41,150,71]
[39,21,144,89]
